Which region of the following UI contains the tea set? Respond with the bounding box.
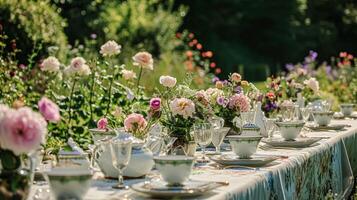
[40,102,354,199]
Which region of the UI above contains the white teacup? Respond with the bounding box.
[227,135,262,159]
[312,111,333,126]
[340,104,355,117]
[46,168,92,200]
[275,121,305,141]
[153,155,194,186]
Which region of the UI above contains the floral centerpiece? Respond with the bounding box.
[207,73,259,132]
[0,97,59,199]
[157,75,212,148]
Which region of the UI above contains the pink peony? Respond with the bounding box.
[150,98,161,111]
[0,107,47,155]
[228,94,250,112]
[38,97,61,123]
[124,113,147,133]
[132,52,154,70]
[97,117,108,130]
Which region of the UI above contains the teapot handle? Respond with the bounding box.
[91,137,110,170]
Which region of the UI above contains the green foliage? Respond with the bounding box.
[177,0,357,81]
[0,0,68,64]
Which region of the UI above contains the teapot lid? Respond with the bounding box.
[112,131,144,147]
[242,123,260,130]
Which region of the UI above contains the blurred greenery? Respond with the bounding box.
[175,0,357,81]
[0,0,68,64]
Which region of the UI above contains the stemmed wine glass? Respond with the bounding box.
[265,118,277,139]
[109,139,132,189]
[210,117,228,154]
[193,122,213,161]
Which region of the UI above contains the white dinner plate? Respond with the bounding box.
[210,154,278,167]
[131,180,223,198]
[261,137,320,148]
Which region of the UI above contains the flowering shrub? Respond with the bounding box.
[176,31,218,88]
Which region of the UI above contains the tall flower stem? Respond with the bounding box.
[136,66,143,94]
[67,78,77,135]
[105,76,114,117]
[89,67,96,125]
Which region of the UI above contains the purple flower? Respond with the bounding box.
[234,86,242,94]
[126,88,135,101]
[325,65,332,76]
[309,50,318,60]
[304,50,318,63]
[222,80,229,85]
[285,63,294,71]
[216,96,228,107]
[212,76,220,84]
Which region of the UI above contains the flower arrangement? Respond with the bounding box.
[207,73,259,130]
[156,74,212,146]
[0,97,58,199]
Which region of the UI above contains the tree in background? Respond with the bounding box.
[175,0,357,81]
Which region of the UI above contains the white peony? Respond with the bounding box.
[303,77,319,92]
[100,40,121,56]
[169,98,195,119]
[121,69,137,80]
[159,75,177,88]
[66,57,91,76]
[41,56,60,72]
[132,52,154,70]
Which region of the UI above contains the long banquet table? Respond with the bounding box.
[30,119,357,200]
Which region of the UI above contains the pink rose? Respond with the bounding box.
[124,113,147,133]
[0,107,47,155]
[150,98,161,111]
[132,52,154,70]
[38,97,61,123]
[97,117,108,130]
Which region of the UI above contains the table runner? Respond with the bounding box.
[29,119,357,200]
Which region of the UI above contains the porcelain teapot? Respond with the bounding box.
[90,129,154,178]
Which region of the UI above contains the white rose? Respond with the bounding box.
[41,56,60,72]
[121,69,137,80]
[169,98,195,119]
[159,75,177,88]
[303,77,319,92]
[132,52,154,70]
[100,40,121,57]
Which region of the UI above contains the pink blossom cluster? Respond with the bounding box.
[0,105,47,155]
[228,94,250,112]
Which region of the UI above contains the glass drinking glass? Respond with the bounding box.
[193,123,213,161]
[240,111,255,125]
[281,107,294,121]
[211,127,229,154]
[210,117,227,154]
[109,139,132,189]
[265,118,277,138]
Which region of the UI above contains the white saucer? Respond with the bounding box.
[306,124,346,131]
[131,180,223,198]
[210,154,278,167]
[261,137,320,148]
